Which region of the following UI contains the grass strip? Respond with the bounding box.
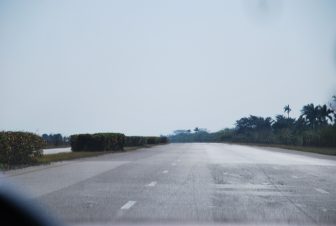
[36,151,109,164]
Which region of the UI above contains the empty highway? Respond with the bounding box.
[3,143,336,225]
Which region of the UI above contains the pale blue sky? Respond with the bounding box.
[1,0,336,136]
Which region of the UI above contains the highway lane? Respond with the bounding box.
[3,143,336,225]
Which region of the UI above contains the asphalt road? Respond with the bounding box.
[3,143,336,225]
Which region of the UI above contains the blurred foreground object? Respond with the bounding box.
[0,178,61,226]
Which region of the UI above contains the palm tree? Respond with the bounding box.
[273,115,295,131]
[236,115,273,133]
[316,104,333,125]
[284,105,291,118]
[330,96,336,124]
[301,104,318,129]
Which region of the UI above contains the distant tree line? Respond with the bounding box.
[169,97,336,147]
[41,133,70,148]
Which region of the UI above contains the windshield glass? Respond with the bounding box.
[1,0,336,225]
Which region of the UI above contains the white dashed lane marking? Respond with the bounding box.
[146,181,157,187]
[315,188,329,194]
[162,170,169,174]
[120,201,136,210]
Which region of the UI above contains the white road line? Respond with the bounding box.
[172,163,177,166]
[162,170,168,174]
[291,175,299,179]
[322,208,328,212]
[146,181,157,187]
[315,188,329,194]
[120,201,136,210]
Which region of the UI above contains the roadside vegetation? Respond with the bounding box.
[42,133,70,148]
[0,131,45,169]
[169,96,336,155]
[0,131,168,169]
[36,151,109,164]
[70,133,167,152]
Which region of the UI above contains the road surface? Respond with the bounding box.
[3,143,336,225]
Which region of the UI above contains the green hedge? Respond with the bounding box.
[0,131,45,167]
[159,136,168,144]
[70,133,168,151]
[145,137,158,144]
[125,136,169,146]
[301,127,336,147]
[125,136,147,146]
[70,133,125,152]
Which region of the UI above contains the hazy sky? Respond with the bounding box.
[1,0,336,136]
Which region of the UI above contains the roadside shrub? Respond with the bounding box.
[0,131,45,167]
[70,133,125,152]
[159,136,168,144]
[125,136,168,146]
[299,127,336,147]
[146,136,161,144]
[273,129,297,145]
[320,126,336,147]
[125,136,147,147]
[302,130,321,146]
